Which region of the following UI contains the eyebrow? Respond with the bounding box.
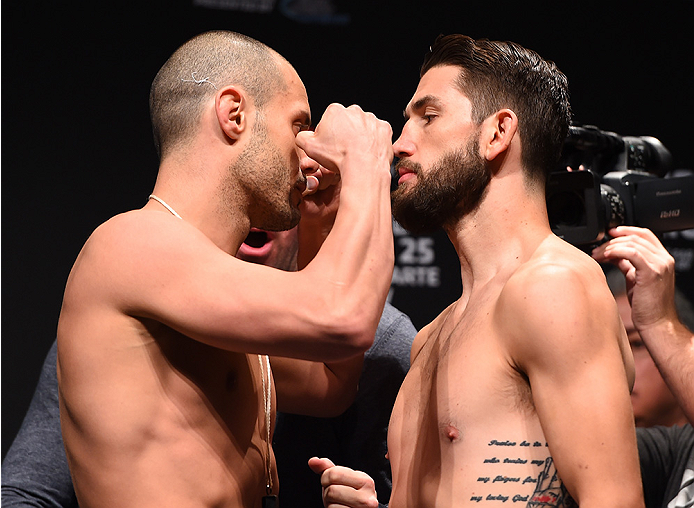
[403,94,443,119]
[300,110,312,129]
[291,106,311,128]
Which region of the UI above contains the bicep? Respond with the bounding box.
[84,216,344,360]
[501,269,641,504]
[138,249,314,354]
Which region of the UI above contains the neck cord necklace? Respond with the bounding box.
[258,355,276,506]
[147,194,276,505]
[148,194,182,219]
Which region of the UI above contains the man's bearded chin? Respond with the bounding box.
[391,140,490,235]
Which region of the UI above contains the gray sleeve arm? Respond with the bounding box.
[1,340,78,508]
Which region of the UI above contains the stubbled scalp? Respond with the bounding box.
[149,30,290,160]
[180,72,218,89]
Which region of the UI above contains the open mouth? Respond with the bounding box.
[237,228,274,261]
[244,229,269,248]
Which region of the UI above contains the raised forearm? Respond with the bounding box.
[302,166,394,346]
[292,104,394,351]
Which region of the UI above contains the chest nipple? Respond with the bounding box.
[225,371,237,392]
[444,424,460,442]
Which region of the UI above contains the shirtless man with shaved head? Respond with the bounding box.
[57,30,394,507]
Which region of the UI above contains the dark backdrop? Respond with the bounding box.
[3,0,693,457]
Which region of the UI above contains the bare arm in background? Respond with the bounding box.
[593,226,694,422]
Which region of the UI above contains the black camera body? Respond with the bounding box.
[547,125,694,246]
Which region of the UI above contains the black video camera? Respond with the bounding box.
[546,125,694,246]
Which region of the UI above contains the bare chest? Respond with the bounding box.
[387,305,553,505]
[395,304,524,426]
[142,340,279,503]
[59,318,278,506]
[155,333,276,444]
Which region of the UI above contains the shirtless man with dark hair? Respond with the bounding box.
[57,30,394,507]
[310,34,644,508]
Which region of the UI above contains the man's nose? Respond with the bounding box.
[392,133,414,159]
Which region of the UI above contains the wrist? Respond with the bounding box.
[638,316,692,347]
[338,155,392,187]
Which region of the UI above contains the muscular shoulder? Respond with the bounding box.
[496,238,622,366]
[500,237,610,317]
[78,210,220,272]
[63,210,220,312]
[84,210,208,256]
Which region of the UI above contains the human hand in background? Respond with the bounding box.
[591,226,678,331]
[308,457,380,508]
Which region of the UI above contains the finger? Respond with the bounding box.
[308,457,336,475]
[593,232,665,263]
[302,163,340,192]
[608,228,671,257]
[595,237,672,272]
[323,484,379,508]
[614,258,636,282]
[607,226,659,242]
[295,131,319,161]
[320,465,376,491]
[595,241,674,298]
[317,169,340,190]
[303,175,319,196]
[593,243,648,271]
[599,241,663,266]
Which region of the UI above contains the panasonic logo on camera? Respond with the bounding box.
[656,190,682,197]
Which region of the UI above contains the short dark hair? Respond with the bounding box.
[421,34,571,185]
[149,30,287,160]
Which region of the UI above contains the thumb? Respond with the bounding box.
[295,131,339,173]
[303,175,319,195]
[295,130,315,154]
[308,456,336,475]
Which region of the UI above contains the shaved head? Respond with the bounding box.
[149,30,289,159]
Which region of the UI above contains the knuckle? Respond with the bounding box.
[322,484,337,501]
[364,476,376,490]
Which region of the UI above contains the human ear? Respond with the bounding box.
[481,109,518,161]
[215,86,246,142]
